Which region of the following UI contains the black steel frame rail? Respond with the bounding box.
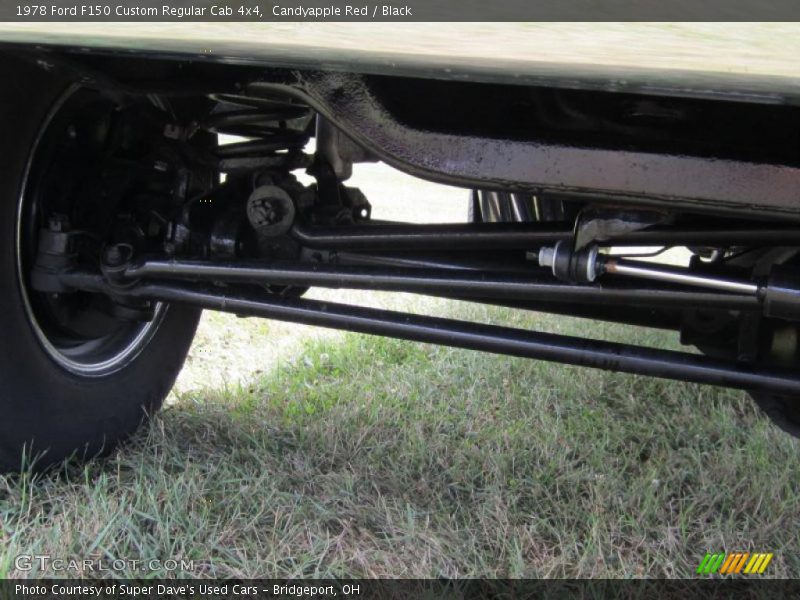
[61,272,800,395]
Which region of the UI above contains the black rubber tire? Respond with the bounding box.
[748,392,800,438]
[0,57,201,472]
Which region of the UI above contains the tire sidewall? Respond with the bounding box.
[0,57,200,470]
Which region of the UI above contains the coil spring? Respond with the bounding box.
[204,93,314,173]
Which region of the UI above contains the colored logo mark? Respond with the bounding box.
[696,552,773,575]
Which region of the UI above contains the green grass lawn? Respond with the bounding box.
[1,166,799,579]
[1,301,798,578]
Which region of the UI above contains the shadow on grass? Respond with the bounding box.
[3,315,799,579]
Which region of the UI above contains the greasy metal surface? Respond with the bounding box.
[60,271,800,395]
[574,207,671,251]
[4,28,800,216]
[289,73,800,218]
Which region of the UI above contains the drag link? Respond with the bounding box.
[120,258,761,312]
[55,271,800,396]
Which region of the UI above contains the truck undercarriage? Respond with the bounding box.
[2,42,800,469]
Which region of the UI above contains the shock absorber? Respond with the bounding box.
[537,241,800,320]
[537,240,756,292]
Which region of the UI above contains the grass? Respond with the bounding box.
[1,165,799,579]
[1,302,799,578]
